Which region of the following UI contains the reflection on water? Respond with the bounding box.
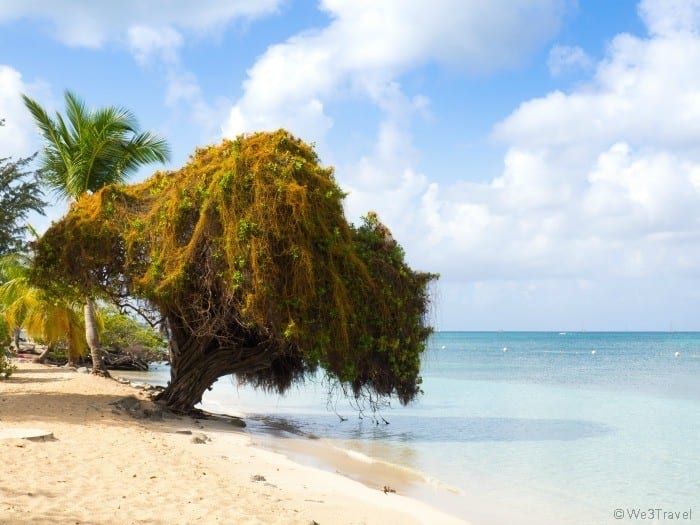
[246,413,610,443]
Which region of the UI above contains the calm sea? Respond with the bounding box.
[120,332,700,524]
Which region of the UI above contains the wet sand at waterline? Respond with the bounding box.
[0,361,464,524]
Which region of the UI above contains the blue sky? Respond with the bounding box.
[1,0,699,331]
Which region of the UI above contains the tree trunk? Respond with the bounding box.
[84,297,109,377]
[12,327,21,352]
[156,323,274,413]
[156,343,237,413]
[34,344,53,364]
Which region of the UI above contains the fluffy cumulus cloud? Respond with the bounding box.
[401,0,700,304]
[0,65,45,158]
[0,0,282,48]
[223,0,571,141]
[0,65,65,235]
[244,0,700,328]
[0,1,284,141]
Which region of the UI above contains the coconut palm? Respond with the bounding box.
[0,253,87,365]
[23,91,170,375]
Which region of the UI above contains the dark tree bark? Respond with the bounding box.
[155,316,274,413]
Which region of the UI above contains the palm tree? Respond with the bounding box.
[0,253,87,365]
[23,91,170,376]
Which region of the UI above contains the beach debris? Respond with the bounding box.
[76,366,89,373]
[175,429,193,435]
[382,485,396,494]
[309,521,320,525]
[0,428,54,442]
[190,433,210,444]
[250,474,266,482]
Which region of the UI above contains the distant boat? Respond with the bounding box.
[558,332,567,335]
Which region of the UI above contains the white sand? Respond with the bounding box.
[0,361,466,524]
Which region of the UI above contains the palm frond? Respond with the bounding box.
[24,90,170,199]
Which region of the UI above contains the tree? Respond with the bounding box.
[33,130,437,412]
[0,315,14,378]
[0,119,46,256]
[23,91,170,376]
[0,253,87,365]
[100,307,167,369]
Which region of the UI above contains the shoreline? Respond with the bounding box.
[112,365,469,520]
[1,360,466,524]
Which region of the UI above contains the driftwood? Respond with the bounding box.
[102,348,149,371]
[33,345,51,363]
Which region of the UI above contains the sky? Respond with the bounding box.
[1,0,699,331]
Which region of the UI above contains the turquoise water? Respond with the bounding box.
[125,332,700,524]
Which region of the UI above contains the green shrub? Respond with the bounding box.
[0,316,15,378]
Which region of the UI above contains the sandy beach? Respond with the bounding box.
[0,360,465,525]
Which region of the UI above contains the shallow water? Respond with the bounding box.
[118,332,700,524]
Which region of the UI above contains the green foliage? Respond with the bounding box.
[34,130,437,405]
[100,307,167,360]
[0,252,86,359]
[0,315,8,344]
[0,315,15,378]
[0,151,46,255]
[22,91,170,201]
[0,354,16,378]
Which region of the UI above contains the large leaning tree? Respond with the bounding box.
[33,130,437,412]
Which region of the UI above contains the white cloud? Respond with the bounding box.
[547,44,592,76]
[0,65,45,158]
[128,25,183,65]
[0,1,283,48]
[367,0,700,300]
[0,0,285,144]
[223,0,572,140]
[494,33,700,151]
[638,0,700,37]
[0,65,66,235]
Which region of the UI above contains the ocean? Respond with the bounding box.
[117,332,700,524]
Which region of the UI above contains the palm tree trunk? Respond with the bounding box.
[84,297,109,377]
[12,327,21,352]
[62,323,78,367]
